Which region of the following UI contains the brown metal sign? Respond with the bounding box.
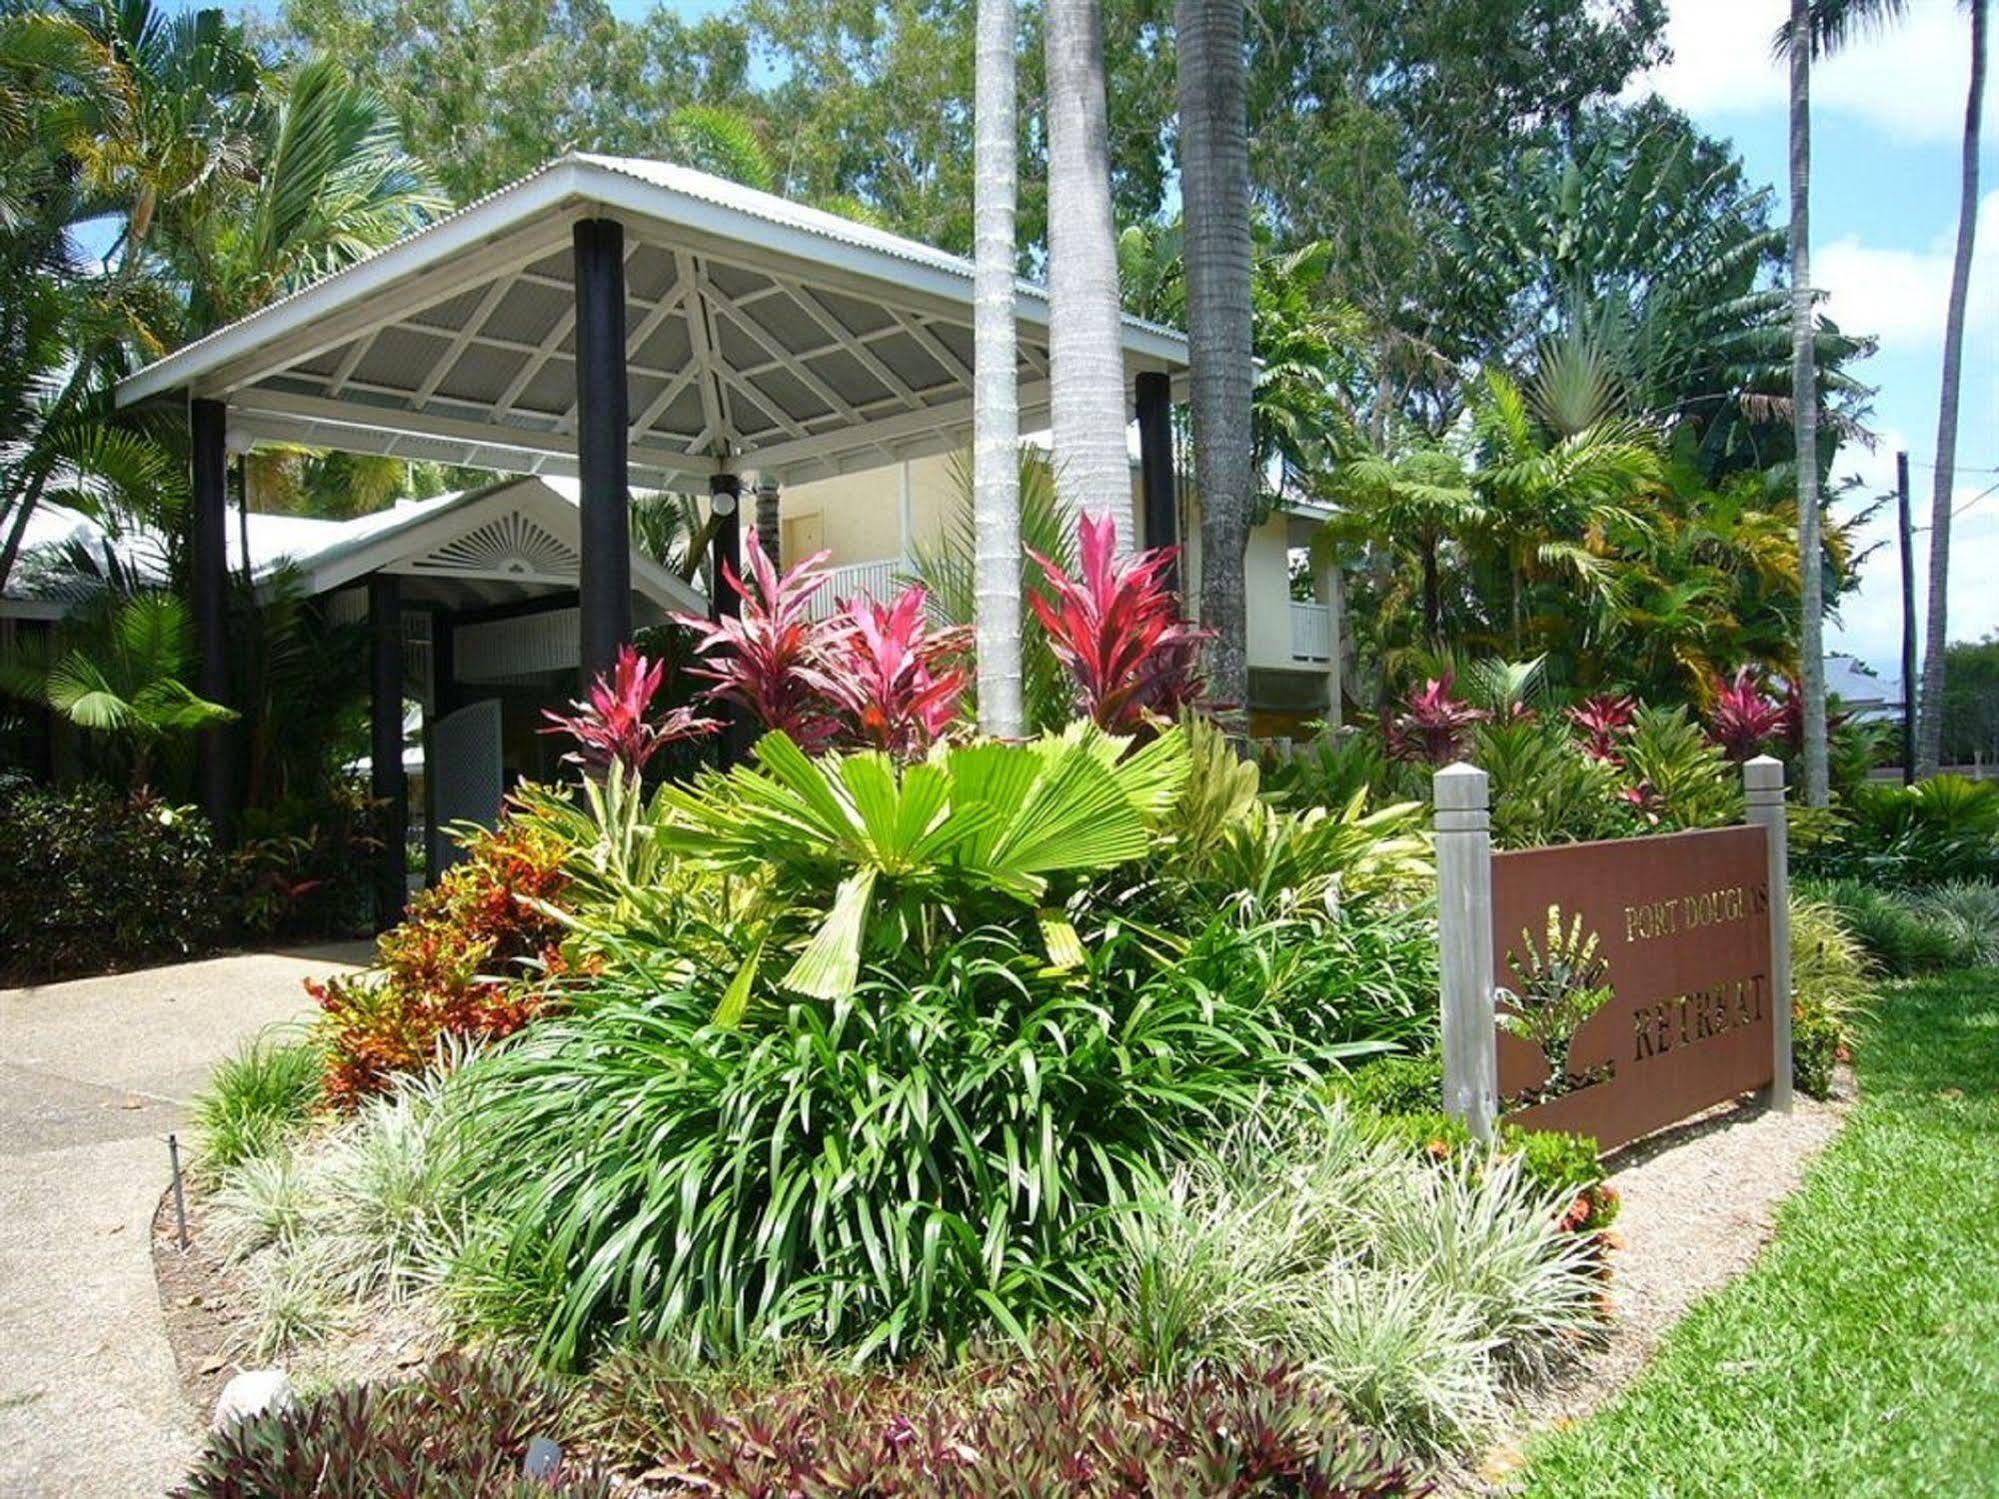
[1492,825,1774,1152]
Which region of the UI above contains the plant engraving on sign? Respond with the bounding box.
[1497,904,1616,1107]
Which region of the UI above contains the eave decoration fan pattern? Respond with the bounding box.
[412,510,579,580]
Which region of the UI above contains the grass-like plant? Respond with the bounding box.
[1797,877,1972,976]
[192,1033,324,1179]
[441,911,1365,1367]
[1110,1105,1601,1458]
[1914,880,1999,968]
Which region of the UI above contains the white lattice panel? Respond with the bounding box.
[456,606,580,681]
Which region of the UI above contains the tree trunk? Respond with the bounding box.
[1422,534,1440,640]
[1789,0,1830,806]
[1044,0,1135,538]
[974,0,1025,738]
[1177,0,1255,712]
[1916,0,1985,779]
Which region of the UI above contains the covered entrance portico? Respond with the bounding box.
[259,477,702,927]
[115,152,1190,923]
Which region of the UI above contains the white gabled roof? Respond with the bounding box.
[2,479,705,620]
[116,153,1190,490]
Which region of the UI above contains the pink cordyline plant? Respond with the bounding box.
[1568,693,1637,762]
[1385,674,1488,765]
[540,645,717,776]
[1027,513,1209,733]
[1707,667,1785,762]
[818,586,971,758]
[676,533,844,749]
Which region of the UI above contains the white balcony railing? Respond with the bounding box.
[805,556,906,621]
[1289,601,1333,662]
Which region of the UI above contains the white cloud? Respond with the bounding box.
[1638,0,1980,144]
[1815,192,1999,352]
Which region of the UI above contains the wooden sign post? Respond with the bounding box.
[1436,756,1794,1153]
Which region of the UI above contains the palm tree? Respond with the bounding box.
[1798,0,1989,774]
[178,56,447,330]
[972,0,1024,737]
[1176,0,1256,711]
[1783,0,1831,805]
[0,592,235,791]
[1043,0,1134,537]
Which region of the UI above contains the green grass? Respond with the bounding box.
[1513,968,1999,1498]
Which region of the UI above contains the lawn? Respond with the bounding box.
[1514,967,1999,1498]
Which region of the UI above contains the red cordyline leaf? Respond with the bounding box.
[1569,692,1637,761]
[818,585,971,758]
[1708,666,1785,762]
[675,532,845,749]
[1385,672,1487,765]
[1026,512,1210,732]
[540,644,717,775]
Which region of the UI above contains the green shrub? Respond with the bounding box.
[578,1332,1421,1497]
[1799,878,1967,976]
[192,1035,325,1179]
[1913,881,1999,967]
[1791,1009,1842,1100]
[173,1352,608,1498]
[1794,776,1999,888]
[1332,1053,1444,1116]
[444,913,1380,1367]
[1789,892,1875,1098]
[0,779,228,983]
[1110,1105,1602,1458]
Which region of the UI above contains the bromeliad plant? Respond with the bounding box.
[677,534,843,749]
[816,586,970,759]
[539,645,716,776]
[1029,513,1209,732]
[1385,674,1488,766]
[1707,667,1784,762]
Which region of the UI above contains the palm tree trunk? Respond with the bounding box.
[1916,0,1985,779]
[973,0,1025,738]
[1044,0,1135,538]
[1789,0,1830,806]
[1177,0,1255,712]
[1422,534,1441,640]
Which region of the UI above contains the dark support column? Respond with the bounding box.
[572,217,632,683]
[754,475,781,570]
[189,398,232,842]
[423,610,453,887]
[709,472,743,619]
[708,473,750,765]
[1135,370,1178,588]
[369,574,408,934]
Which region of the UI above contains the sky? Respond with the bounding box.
[1633,0,1997,684]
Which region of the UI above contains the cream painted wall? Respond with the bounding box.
[734,450,1337,700]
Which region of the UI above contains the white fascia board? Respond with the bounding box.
[118,156,1187,413]
[576,163,1187,369]
[116,161,593,408]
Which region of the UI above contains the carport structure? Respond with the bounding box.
[116,152,1190,869]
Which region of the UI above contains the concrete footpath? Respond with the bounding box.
[0,946,367,1499]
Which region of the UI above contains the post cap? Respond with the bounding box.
[1433,762,1490,809]
[1742,755,1786,790]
